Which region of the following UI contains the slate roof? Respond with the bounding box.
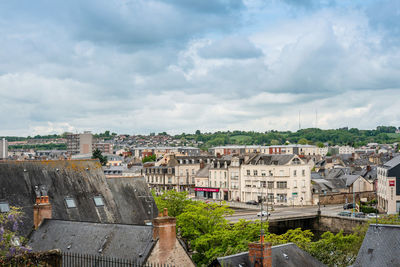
[343,175,361,187]
[213,243,325,267]
[195,164,210,178]
[0,160,157,236]
[382,155,400,169]
[352,224,400,267]
[28,219,154,264]
[245,154,296,165]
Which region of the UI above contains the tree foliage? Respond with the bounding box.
[152,191,375,266]
[152,190,192,217]
[91,149,108,166]
[175,126,400,150]
[142,154,156,163]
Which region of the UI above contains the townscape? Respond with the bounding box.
[1,128,400,266]
[2,0,400,266]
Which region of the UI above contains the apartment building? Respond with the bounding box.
[66,132,93,155]
[132,146,200,159]
[143,155,214,193]
[93,142,114,154]
[240,154,312,205]
[377,156,400,214]
[0,138,8,159]
[210,145,328,157]
[208,159,230,200]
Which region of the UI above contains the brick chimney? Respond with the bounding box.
[33,195,52,229]
[248,241,272,267]
[152,208,176,262]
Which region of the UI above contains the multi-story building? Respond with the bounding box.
[0,138,8,159]
[66,132,93,155]
[240,154,312,205]
[209,145,328,157]
[338,146,355,155]
[143,155,214,193]
[132,146,200,159]
[208,159,231,200]
[93,142,114,154]
[377,156,400,214]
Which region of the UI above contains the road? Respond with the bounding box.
[226,204,343,223]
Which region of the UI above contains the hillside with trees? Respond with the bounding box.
[177,126,400,150]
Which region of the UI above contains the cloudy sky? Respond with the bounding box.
[1,0,400,136]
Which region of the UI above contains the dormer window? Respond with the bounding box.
[0,202,10,213]
[65,197,77,208]
[93,196,104,207]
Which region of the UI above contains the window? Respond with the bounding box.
[302,180,306,188]
[277,181,287,189]
[293,170,297,176]
[280,170,284,176]
[93,196,104,207]
[65,198,77,208]
[260,181,266,188]
[253,170,258,176]
[168,177,172,183]
[247,170,251,176]
[277,194,287,203]
[293,180,297,188]
[268,181,274,189]
[192,169,194,174]
[168,168,172,174]
[267,193,274,201]
[0,202,10,213]
[302,169,305,176]
[261,171,266,176]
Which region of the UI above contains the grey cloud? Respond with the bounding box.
[366,0,400,46]
[198,36,263,59]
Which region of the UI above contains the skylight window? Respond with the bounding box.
[0,202,10,213]
[65,197,76,208]
[93,196,104,207]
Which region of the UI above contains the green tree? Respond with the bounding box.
[152,190,192,217]
[177,201,233,242]
[142,154,156,163]
[298,138,308,145]
[307,231,362,267]
[317,142,324,148]
[92,149,108,166]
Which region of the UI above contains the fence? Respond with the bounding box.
[3,252,175,267]
[63,253,174,267]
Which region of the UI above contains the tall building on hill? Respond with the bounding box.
[0,138,8,159]
[66,132,93,155]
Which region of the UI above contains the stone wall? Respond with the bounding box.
[316,191,375,205]
[314,215,366,234]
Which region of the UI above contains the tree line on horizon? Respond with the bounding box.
[2,126,400,150]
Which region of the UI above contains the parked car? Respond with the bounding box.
[343,203,355,210]
[354,212,365,218]
[257,211,271,217]
[246,200,258,205]
[366,213,380,219]
[338,211,352,217]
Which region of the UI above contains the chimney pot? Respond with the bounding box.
[163,208,168,217]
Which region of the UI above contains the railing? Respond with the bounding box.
[62,252,174,267]
[3,252,176,267]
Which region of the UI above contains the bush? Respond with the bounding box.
[360,205,377,214]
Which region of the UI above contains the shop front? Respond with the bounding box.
[195,187,219,199]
